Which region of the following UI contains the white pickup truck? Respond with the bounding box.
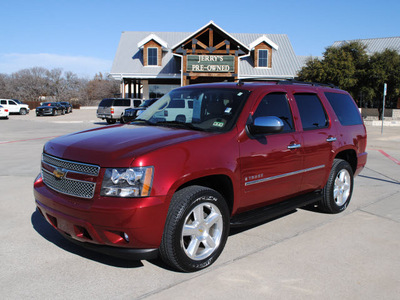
[0,99,30,115]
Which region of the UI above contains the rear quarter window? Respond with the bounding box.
[324,92,362,126]
[99,99,113,107]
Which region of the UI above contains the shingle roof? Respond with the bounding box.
[110,30,302,80]
[332,37,400,55]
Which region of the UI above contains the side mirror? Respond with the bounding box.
[247,116,284,136]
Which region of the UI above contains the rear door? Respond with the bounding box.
[97,99,113,115]
[291,92,336,192]
[239,91,303,209]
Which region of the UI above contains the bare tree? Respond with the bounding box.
[1,68,120,106]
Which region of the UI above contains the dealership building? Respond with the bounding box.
[110,21,303,99]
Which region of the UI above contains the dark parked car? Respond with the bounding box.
[121,98,159,123]
[36,102,65,116]
[59,101,73,114]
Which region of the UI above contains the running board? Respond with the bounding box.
[230,191,323,228]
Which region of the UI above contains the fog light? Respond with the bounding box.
[123,232,130,243]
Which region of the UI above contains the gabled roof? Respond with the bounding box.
[137,33,168,49]
[332,37,400,55]
[171,21,249,52]
[110,23,302,80]
[248,35,279,50]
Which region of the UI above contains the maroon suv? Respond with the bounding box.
[34,81,367,272]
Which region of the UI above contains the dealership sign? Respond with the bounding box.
[187,55,234,73]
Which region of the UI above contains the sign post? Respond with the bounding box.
[381,83,387,134]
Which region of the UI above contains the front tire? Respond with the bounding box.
[320,159,354,213]
[160,186,230,272]
[20,108,27,115]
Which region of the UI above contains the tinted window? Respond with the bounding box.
[324,92,362,126]
[258,49,268,67]
[0,100,6,105]
[167,100,185,108]
[148,48,157,65]
[294,94,328,130]
[114,99,130,106]
[134,100,142,107]
[99,99,113,107]
[253,93,294,132]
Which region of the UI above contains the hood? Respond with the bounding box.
[44,124,208,167]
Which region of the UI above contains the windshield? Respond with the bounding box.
[140,99,158,108]
[135,87,251,132]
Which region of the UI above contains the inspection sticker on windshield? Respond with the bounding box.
[213,121,225,128]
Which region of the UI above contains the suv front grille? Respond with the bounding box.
[41,154,100,199]
[42,153,100,176]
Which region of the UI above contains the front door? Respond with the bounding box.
[239,92,303,210]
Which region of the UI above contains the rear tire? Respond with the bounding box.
[160,186,230,272]
[106,118,116,124]
[320,159,353,213]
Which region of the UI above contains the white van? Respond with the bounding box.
[0,99,30,115]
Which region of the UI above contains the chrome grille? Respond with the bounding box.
[42,153,99,176]
[42,169,96,199]
[41,154,100,199]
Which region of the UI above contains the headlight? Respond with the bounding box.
[100,166,154,197]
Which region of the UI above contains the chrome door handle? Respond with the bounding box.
[326,137,337,142]
[287,143,301,150]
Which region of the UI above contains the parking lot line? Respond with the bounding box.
[378,150,400,165]
[0,135,60,144]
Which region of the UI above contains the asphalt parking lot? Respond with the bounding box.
[1,109,399,299]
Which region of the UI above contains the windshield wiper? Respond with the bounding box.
[131,119,155,126]
[155,121,205,131]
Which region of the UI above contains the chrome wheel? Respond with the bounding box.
[181,201,223,261]
[333,169,351,206]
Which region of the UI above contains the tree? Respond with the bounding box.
[298,42,369,102]
[82,72,120,103]
[364,49,400,110]
[1,67,121,105]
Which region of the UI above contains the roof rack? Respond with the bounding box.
[276,79,338,89]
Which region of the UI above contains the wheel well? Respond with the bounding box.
[178,175,234,213]
[335,150,357,173]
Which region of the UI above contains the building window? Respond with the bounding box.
[258,49,268,67]
[149,84,180,98]
[148,48,158,66]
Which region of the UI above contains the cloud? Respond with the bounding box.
[0,53,112,78]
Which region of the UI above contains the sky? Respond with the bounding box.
[1,0,399,78]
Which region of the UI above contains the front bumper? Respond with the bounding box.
[34,176,170,260]
[37,109,53,115]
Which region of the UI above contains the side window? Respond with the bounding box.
[294,93,329,130]
[0,100,6,105]
[134,100,142,107]
[167,100,185,108]
[9,100,17,105]
[253,93,294,133]
[324,92,362,126]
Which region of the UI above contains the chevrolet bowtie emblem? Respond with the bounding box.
[53,168,66,179]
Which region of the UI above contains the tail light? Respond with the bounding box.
[111,108,114,114]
